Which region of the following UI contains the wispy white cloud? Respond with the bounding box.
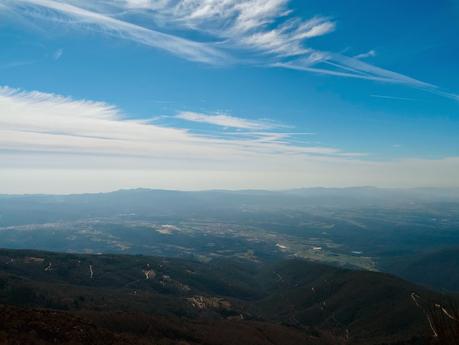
[273,51,438,89]
[123,0,155,9]
[0,86,351,160]
[3,0,228,64]
[354,49,376,59]
[3,0,458,100]
[52,48,63,60]
[176,111,279,130]
[118,0,336,57]
[326,54,434,88]
[229,16,335,57]
[1,86,458,193]
[371,94,417,101]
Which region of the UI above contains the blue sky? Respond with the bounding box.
[0,0,458,193]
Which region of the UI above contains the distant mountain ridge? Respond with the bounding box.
[1,187,458,227]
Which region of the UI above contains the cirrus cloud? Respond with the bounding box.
[3,0,457,100]
[0,85,354,160]
[176,111,281,130]
[1,85,459,193]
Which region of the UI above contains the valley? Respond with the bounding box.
[1,188,458,291]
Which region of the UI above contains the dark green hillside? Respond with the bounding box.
[254,260,434,344]
[0,248,451,344]
[382,247,459,292]
[0,304,343,345]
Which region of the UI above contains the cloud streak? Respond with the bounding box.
[0,86,353,161]
[354,49,376,59]
[3,0,228,64]
[275,52,437,88]
[370,94,417,101]
[1,85,458,192]
[52,48,63,60]
[176,111,280,130]
[3,0,458,100]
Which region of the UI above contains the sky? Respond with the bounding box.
[0,0,458,193]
